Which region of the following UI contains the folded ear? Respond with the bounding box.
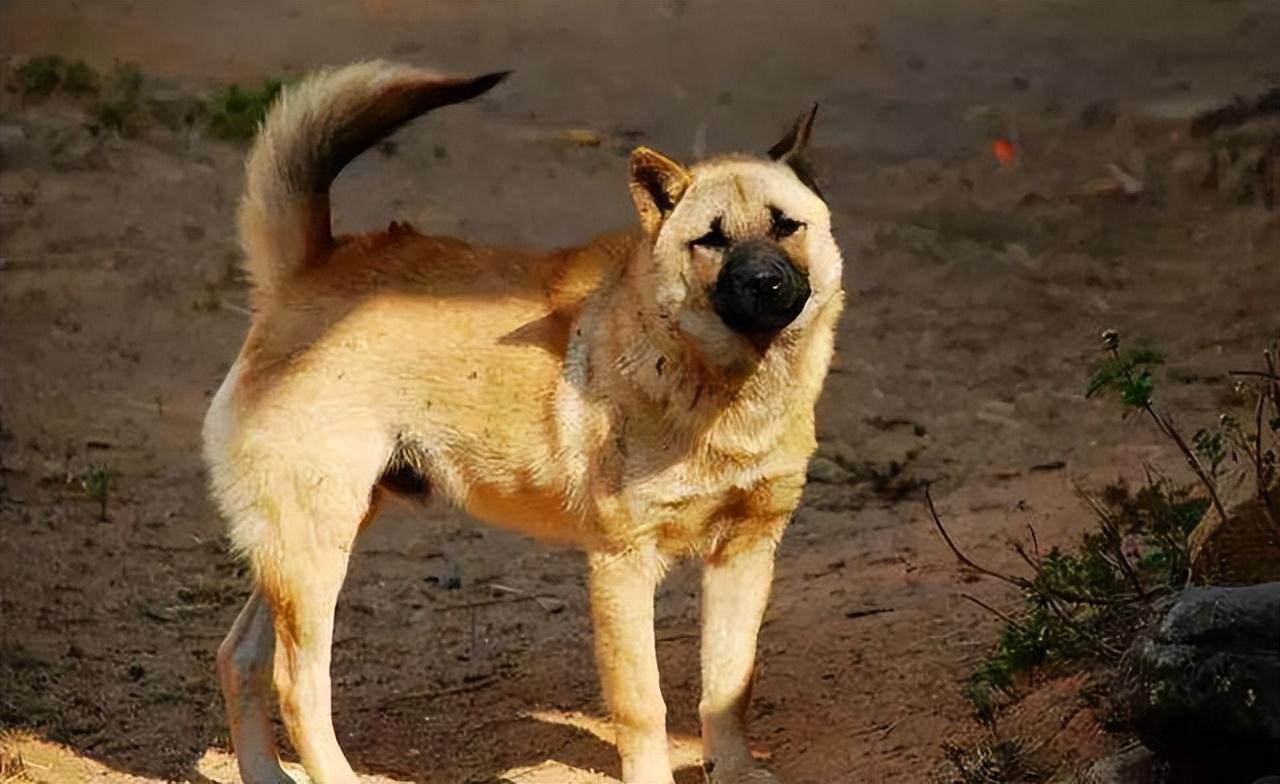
[768,103,823,200]
[629,146,692,235]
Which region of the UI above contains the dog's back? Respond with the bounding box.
[203,63,625,559]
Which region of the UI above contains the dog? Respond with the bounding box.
[204,60,843,784]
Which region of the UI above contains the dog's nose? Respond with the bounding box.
[710,239,810,334]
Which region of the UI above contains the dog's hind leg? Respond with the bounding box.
[218,588,293,784]
[255,489,382,784]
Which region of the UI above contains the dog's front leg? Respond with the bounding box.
[700,535,782,783]
[588,547,673,784]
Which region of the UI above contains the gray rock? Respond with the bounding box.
[147,89,203,130]
[1121,582,1280,781]
[0,123,32,165]
[805,455,850,485]
[1077,745,1161,784]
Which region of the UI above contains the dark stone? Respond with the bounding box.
[1078,745,1162,784]
[1080,99,1120,130]
[1121,583,1280,781]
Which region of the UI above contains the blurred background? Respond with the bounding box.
[1,1,1277,782]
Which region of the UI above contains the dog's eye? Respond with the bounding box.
[690,217,729,250]
[769,206,805,240]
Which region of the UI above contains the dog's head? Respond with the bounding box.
[628,106,841,372]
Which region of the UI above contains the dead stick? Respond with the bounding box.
[1253,388,1279,534]
[1227,370,1280,382]
[926,487,1133,607]
[958,592,1024,631]
[1268,346,1280,425]
[1110,345,1228,524]
[926,487,1034,592]
[355,676,500,712]
[1146,406,1230,524]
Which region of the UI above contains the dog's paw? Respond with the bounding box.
[708,765,781,784]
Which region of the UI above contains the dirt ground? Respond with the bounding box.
[1,1,1278,782]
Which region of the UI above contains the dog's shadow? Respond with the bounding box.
[336,702,708,784]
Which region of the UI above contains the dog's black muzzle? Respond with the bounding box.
[709,239,810,335]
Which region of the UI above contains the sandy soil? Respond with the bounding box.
[1,1,1278,782]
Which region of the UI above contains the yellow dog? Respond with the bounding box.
[204,61,843,784]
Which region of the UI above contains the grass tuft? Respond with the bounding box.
[80,466,114,521]
[92,61,147,137]
[937,737,1046,784]
[16,55,100,97]
[207,79,283,142]
[16,54,67,95]
[62,59,99,95]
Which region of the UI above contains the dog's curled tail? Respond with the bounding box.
[238,61,508,294]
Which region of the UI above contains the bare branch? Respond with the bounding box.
[925,487,1138,607]
[958,592,1025,630]
[1142,405,1230,524]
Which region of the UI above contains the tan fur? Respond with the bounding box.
[205,61,843,784]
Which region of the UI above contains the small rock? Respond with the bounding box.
[1120,582,1280,781]
[50,129,107,171]
[557,128,602,147]
[1167,148,1214,196]
[1077,745,1161,784]
[181,222,206,242]
[147,89,202,130]
[0,124,31,164]
[1070,175,1127,200]
[1106,162,1145,195]
[1080,99,1120,130]
[806,456,850,485]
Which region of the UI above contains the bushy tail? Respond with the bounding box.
[237,61,508,294]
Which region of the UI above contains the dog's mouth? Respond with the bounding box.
[709,239,810,341]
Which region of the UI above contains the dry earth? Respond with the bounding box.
[1,1,1278,782]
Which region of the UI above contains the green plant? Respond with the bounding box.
[80,467,113,520]
[1089,332,1278,531]
[16,54,65,95]
[938,737,1045,784]
[93,61,147,137]
[938,335,1278,728]
[1085,338,1163,409]
[207,78,283,142]
[950,476,1204,722]
[61,59,99,95]
[17,54,101,98]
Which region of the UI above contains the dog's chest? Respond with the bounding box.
[607,437,805,554]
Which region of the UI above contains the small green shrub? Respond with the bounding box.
[948,333,1277,730]
[80,467,113,521]
[1085,339,1164,409]
[16,54,65,95]
[207,79,283,142]
[17,55,100,97]
[61,59,99,95]
[93,61,147,137]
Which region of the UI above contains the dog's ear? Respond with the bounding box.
[768,103,823,200]
[629,147,692,235]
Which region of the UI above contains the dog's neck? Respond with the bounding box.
[584,238,839,460]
